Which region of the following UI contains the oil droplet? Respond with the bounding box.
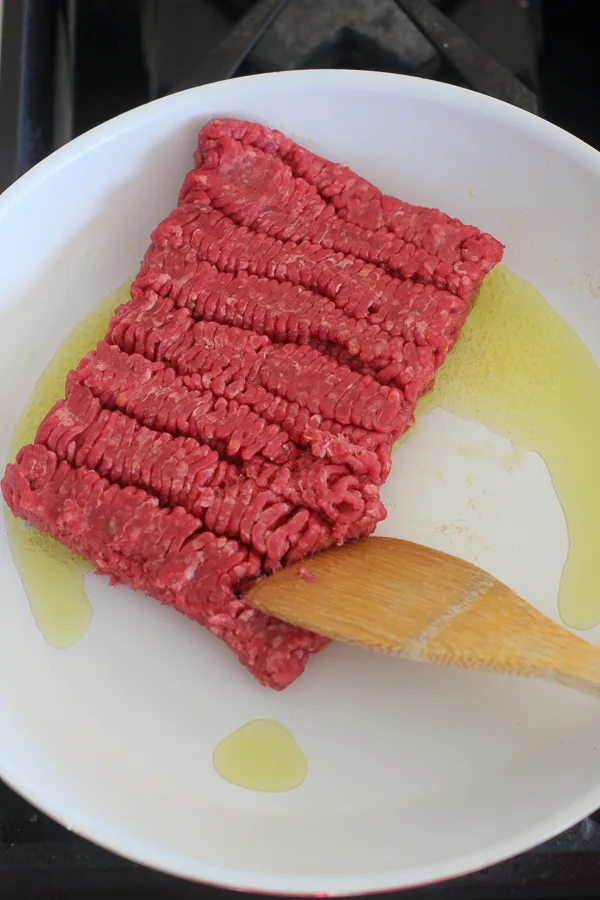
[213,719,307,792]
[4,516,93,648]
[5,280,132,647]
[419,264,600,630]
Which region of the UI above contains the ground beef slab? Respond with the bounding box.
[1,119,504,689]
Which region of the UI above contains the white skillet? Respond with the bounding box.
[0,70,599,895]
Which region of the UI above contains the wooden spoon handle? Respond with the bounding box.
[407,574,600,699]
[249,537,600,698]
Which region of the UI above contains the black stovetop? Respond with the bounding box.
[0,1,599,897]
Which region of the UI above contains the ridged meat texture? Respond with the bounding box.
[2,119,504,689]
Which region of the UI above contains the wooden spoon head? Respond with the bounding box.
[248,537,600,697]
[250,537,485,653]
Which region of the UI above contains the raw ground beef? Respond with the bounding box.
[2,119,504,689]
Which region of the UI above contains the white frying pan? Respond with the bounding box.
[0,70,599,895]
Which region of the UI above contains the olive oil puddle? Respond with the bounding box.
[416,264,600,631]
[6,265,600,645]
[5,286,308,791]
[4,281,131,647]
[213,719,307,792]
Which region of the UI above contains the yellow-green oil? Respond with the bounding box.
[213,719,307,792]
[4,280,308,793]
[4,280,131,647]
[6,266,600,640]
[419,264,600,630]
[5,264,600,791]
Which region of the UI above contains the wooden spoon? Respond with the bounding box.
[248,537,600,698]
